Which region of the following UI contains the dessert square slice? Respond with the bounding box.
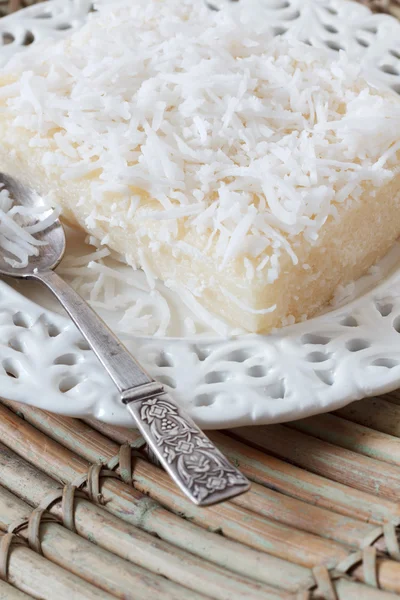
[0,0,399,333]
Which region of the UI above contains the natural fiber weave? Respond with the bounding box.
[1,0,400,598]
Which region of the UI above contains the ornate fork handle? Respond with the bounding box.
[32,269,250,505]
[127,395,250,505]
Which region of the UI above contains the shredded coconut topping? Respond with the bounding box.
[2,0,400,280]
[0,186,60,268]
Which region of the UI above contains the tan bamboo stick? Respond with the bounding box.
[86,416,400,526]
[0,484,208,600]
[0,402,388,552]
[287,413,400,467]
[84,418,392,553]
[1,402,375,562]
[334,581,400,600]
[0,580,33,600]
[0,454,394,600]
[7,0,20,13]
[127,457,400,593]
[0,403,318,592]
[33,414,384,552]
[389,3,400,19]
[0,533,115,600]
[2,404,400,594]
[384,392,400,406]
[336,398,400,437]
[84,417,143,444]
[0,445,288,600]
[230,425,400,502]
[0,402,351,569]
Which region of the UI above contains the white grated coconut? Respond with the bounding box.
[1,0,400,286]
[0,185,60,268]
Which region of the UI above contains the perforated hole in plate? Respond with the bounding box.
[54,353,80,366]
[59,375,84,393]
[247,365,268,378]
[380,64,399,76]
[356,37,369,48]
[191,345,210,362]
[324,23,338,34]
[34,11,52,19]
[205,370,231,383]
[46,323,61,338]
[285,9,300,20]
[325,40,344,51]
[325,6,338,14]
[372,358,399,369]
[301,334,331,346]
[392,83,400,95]
[12,312,32,329]
[392,315,400,333]
[2,358,21,379]
[22,31,35,46]
[340,315,358,327]
[156,374,177,389]
[154,352,173,368]
[194,393,215,407]
[272,26,287,35]
[56,23,72,30]
[76,339,90,351]
[362,25,378,34]
[375,301,393,317]
[306,351,332,363]
[2,32,15,45]
[8,337,24,353]
[390,49,400,60]
[264,380,285,399]
[276,0,290,7]
[315,370,334,386]
[226,349,252,363]
[346,339,370,352]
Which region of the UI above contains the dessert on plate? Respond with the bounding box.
[0,0,399,333]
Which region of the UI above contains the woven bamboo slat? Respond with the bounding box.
[384,392,400,405]
[231,425,400,502]
[0,403,349,568]
[5,401,388,552]
[87,416,400,525]
[287,413,400,466]
[83,418,396,552]
[336,397,400,436]
[0,444,289,600]
[0,403,306,597]
[1,405,398,600]
[2,401,400,596]
[0,533,115,600]
[0,580,33,600]
[0,482,211,600]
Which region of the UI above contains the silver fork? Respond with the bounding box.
[0,173,250,505]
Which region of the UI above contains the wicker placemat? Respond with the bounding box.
[1,0,400,598]
[3,394,400,599]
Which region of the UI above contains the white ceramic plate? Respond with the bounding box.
[1,0,400,429]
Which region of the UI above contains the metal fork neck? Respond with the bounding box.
[121,382,165,405]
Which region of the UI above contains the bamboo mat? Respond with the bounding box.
[2,0,400,599]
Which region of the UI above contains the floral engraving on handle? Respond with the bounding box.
[140,397,248,503]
